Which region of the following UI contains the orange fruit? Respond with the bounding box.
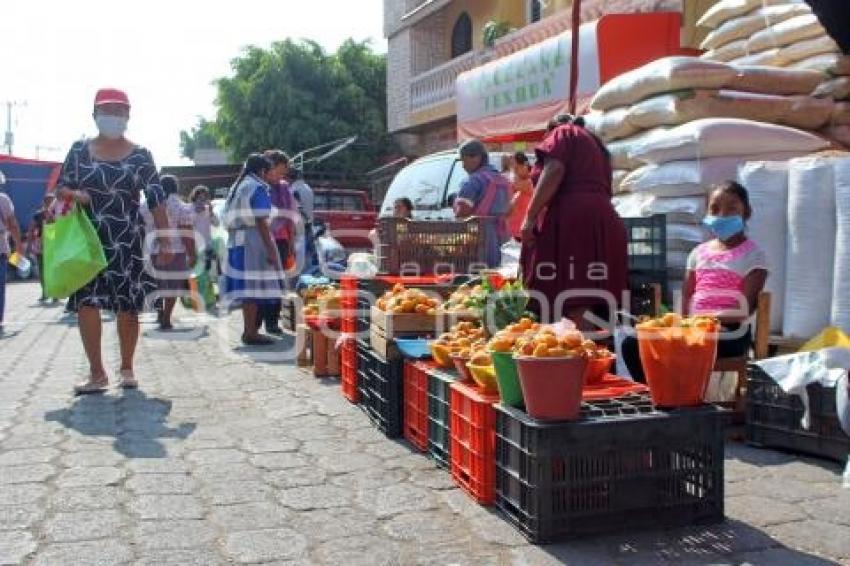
[548,347,568,357]
[561,331,583,349]
[532,343,549,357]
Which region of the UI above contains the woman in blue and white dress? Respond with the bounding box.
[222,154,283,345]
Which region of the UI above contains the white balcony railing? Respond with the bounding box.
[409,50,484,113]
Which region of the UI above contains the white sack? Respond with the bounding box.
[697,0,804,29]
[701,39,748,63]
[831,56,850,77]
[612,193,651,218]
[626,90,833,131]
[730,49,784,67]
[725,66,825,96]
[783,156,836,338]
[777,34,839,66]
[628,118,829,164]
[590,57,736,112]
[747,14,824,53]
[831,103,850,125]
[612,194,707,224]
[790,52,842,73]
[814,77,850,101]
[738,161,790,332]
[584,108,640,143]
[612,169,629,195]
[823,125,850,147]
[700,3,811,51]
[831,158,850,333]
[606,128,668,170]
[648,196,707,224]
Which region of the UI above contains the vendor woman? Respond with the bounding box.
[453,139,511,268]
[520,115,628,325]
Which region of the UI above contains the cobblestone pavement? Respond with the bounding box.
[1,281,848,565]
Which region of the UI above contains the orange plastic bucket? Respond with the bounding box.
[514,356,588,421]
[637,326,718,407]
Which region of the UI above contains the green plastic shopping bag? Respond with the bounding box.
[42,206,107,298]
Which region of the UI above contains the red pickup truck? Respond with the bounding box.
[313,188,377,249]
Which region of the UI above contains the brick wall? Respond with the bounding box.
[387,28,413,133]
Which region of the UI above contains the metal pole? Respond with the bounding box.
[568,0,582,115]
[5,102,12,155]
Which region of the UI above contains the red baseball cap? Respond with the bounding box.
[94,88,130,107]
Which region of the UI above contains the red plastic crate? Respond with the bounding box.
[341,338,359,403]
[450,381,500,505]
[404,361,434,452]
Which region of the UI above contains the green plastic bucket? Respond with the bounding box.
[491,351,524,408]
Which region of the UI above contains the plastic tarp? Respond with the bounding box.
[0,156,61,232]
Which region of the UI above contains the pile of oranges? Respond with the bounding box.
[431,321,487,361]
[301,286,340,316]
[376,284,439,315]
[487,318,613,359]
[636,313,719,331]
[441,284,485,313]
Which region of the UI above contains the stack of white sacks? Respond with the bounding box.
[741,156,850,337]
[589,55,833,292]
[699,0,850,149]
[698,0,841,71]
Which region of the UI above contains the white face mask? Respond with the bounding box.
[95,114,128,139]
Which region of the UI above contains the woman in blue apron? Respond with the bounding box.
[222,154,284,345]
[453,139,510,268]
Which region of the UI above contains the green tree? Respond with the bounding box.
[213,39,397,177]
[179,117,220,160]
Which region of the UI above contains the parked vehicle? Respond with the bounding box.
[379,150,529,220]
[313,188,377,249]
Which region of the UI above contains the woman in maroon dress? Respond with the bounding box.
[520,115,628,326]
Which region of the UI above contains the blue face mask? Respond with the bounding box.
[702,215,745,241]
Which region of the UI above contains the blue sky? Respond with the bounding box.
[0,0,386,165]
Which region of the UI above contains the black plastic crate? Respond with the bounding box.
[495,396,724,543]
[427,366,457,469]
[356,339,404,438]
[281,294,299,332]
[746,365,850,462]
[623,214,667,274]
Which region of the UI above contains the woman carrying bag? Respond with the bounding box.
[52,88,172,394]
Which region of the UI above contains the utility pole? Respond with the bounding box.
[4,100,27,155]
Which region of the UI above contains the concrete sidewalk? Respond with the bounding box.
[0,281,847,565]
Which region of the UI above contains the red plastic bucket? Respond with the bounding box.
[583,356,614,386]
[514,356,588,421]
